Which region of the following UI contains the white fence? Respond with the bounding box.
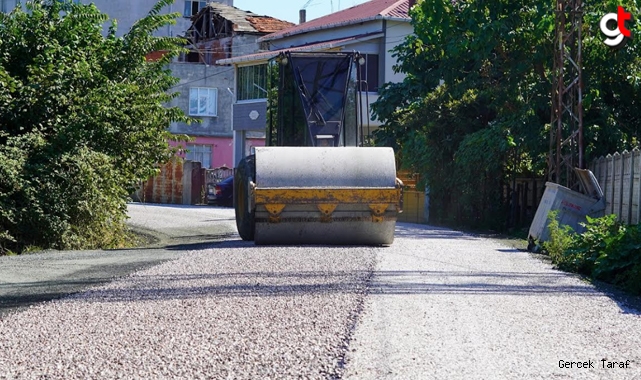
[590,149,641,224]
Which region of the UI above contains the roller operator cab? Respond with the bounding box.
[234,52,403,245]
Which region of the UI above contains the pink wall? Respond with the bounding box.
[170,136,265,168]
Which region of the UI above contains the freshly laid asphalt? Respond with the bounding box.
[0,203,237,317]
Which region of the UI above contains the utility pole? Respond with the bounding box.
[549,0,584,189]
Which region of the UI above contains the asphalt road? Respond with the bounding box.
[0,203,237,317]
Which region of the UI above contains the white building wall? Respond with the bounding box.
[343,40,380,55]
[383,20,413,84]
[266,21,384,50]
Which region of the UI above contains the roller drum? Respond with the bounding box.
[252,147,401,245]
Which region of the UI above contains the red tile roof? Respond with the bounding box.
[193,3,294,34]
[246,16,295,34]
[260,0,410,42]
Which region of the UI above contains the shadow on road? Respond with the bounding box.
[0,258,173,317]
[3,223,639,319]
[29,260,637,316]
[395,224,480,240]
[0,239,235,317]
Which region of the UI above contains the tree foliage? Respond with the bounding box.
[374,0,641,229]
[0,0,188,253]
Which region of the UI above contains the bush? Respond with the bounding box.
[0,0,188,254]
[544,212,641,296]
[0,137,133,252]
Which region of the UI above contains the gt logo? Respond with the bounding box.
[600,6,633,47]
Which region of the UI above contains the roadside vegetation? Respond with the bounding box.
[544,212,641,296]
[373,0,641,231]
[371,1,641,295]
[0,0,188,254]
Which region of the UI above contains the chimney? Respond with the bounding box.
[299,9,306,24]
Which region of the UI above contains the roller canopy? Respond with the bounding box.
[287,52,353,147]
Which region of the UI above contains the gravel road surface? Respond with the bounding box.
[343,225,641,379]
[1,204,640,379]
[0,204,236,317]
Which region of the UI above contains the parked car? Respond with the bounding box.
[207,176,233,206]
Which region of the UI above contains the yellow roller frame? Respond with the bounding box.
[254,188,402,223]
[255,188,401,205]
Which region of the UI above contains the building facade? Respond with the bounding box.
[219,0,414,166]
[167,3,293,168]
[1,0,293,169]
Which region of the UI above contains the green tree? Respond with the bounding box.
[0,0,187,253]
[373,0,641,229]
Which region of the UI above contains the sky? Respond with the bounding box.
[234,0,371,24]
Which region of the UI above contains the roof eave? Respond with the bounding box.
[218,32,384,66]
[258,15,383,42]
[217,52,276,66]
[258,15,410,42]
[382,16,412,22]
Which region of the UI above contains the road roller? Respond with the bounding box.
[234,51,403,245]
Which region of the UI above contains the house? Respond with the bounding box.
[167,3,294,168]
[218,0,415,166]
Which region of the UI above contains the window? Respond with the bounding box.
[183,1,206,17]
[186,144,212,169]
[189,87,218,117]
[237,64,268,101]
[357,54,379,92]
[185,51,201,63]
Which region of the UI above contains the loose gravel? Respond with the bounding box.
[2,208,641,379]
[342,224,641,380]
[0,241,377,379]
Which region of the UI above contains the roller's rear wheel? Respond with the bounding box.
[234,155,256,241]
